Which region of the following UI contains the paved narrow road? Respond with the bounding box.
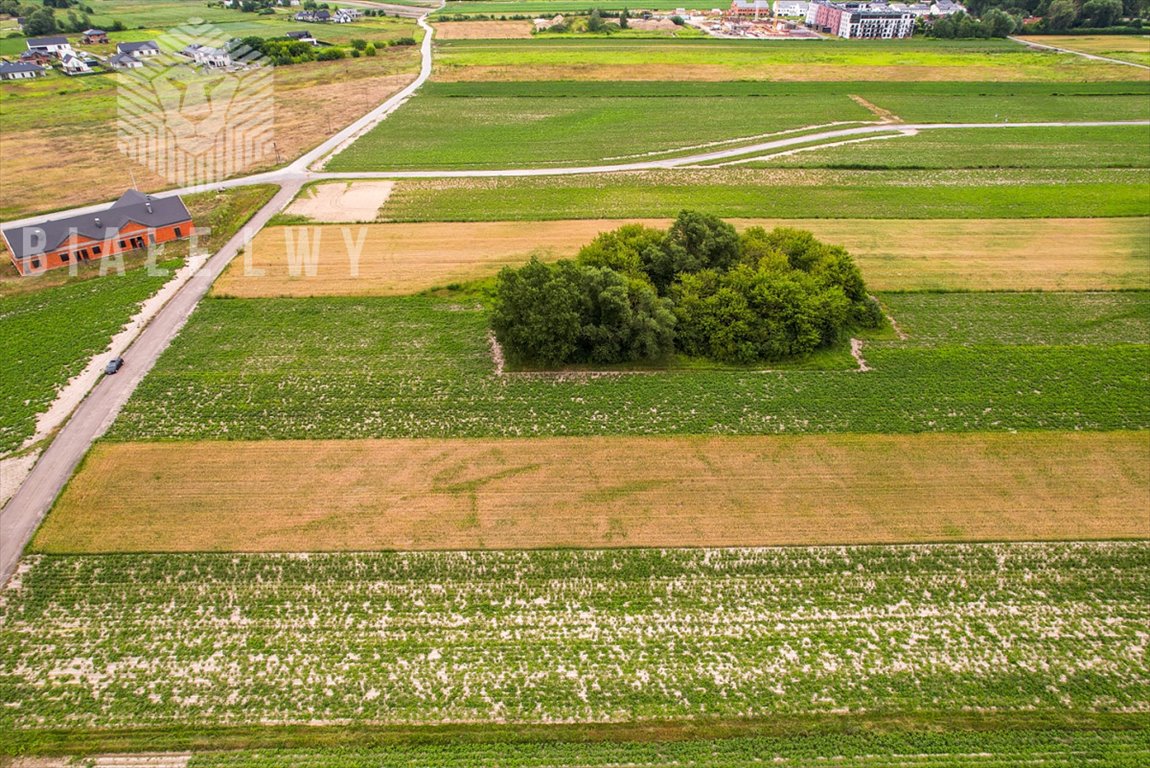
[0,181,302,582]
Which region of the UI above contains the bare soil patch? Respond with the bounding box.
[214,217,1150,297]
[287,182,395,223]
[35,432,1150,552]
[435,20,535,39]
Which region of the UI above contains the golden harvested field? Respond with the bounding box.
[212,217,1150,297]
[435,20,535,39]
[36,433,1150,552]
[0,56,417,219]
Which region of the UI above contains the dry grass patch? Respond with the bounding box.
[434,62,1141,82]
[35,432,1150,552]
[213,217,1150,297]
[0,55,418,220]
[435,20,535,39]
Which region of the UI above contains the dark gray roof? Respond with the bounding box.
[2,190,192,262]
[108,52,139,67]
[286,30,313,38]
[26,36,69,47]
[0,61,44,74]
[83,28,106,35]
[117,40,159,53]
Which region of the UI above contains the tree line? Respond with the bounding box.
[491,213,884,368]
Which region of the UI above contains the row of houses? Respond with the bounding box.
[775,0,962,15]
[806,0,915,37]
[293,7,361,23]
[1,35,163,77]
[2,190,194,276]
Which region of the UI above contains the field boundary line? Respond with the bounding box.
[696,130,914,167]
[1009,36,1150,70]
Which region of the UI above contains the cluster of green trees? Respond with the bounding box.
[958,0,1145,30]
[235,35,392,65]
[925,9,1019,36]
[491,213,883,367]
[8,1,109,36]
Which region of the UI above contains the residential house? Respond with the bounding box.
[930,0,964,13]
[108,52,143,69]
[81,28,109,44]
[728,0,773,18]
[774,0,810,15]
[294,8,331,21]
[0,60,45,80]
[182,43,232,68]
[25,36,73,57]
[286,29,318,45]
[332,8,361,22]
[2,190,193,276]
[806,0,914,37]
[18,49,53,65]
[117,40,161,58]
[59,52,95,75]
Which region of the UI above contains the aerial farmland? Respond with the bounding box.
[0,0,1147,765]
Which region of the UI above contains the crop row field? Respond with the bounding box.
[47,729,1150,767]
[1,542,1147,734]
[34,432,1150,553]
[101,293,1150,441]
[324,81,1150,171]
[217,216,1150,297]
[377,168,1150,222]
[0,186,277,456]
[431,38,1143,81]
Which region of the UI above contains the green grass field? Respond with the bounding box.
[0,258,180,455]
[2,543,1146,736]
[325,81,1150,171]
[326,82,877,170]
[379,168,1150,221]
[748,125,1150,169]
[0,185,277,455]
[102,292,1150,441]
[171,730,1150,767]
[432,37,1143,81]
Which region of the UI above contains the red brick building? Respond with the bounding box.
[2,190,193,275]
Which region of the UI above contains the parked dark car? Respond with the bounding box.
[105,356,124,375]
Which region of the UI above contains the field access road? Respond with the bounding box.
[0,180,304,585]
[1009,36,1150,70]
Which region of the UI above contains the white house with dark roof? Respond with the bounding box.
[59,52,94,75]
[117,40,161,58]
[108,52,142,69]
[0,61,45,80]
[286,30,318,45]
[26,36,72,56]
